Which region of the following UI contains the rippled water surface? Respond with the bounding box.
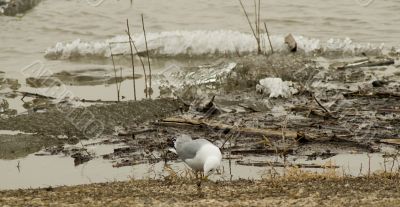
[1,0,399,77]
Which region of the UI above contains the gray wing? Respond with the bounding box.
[176,138,211,160]
[174,134,193,149]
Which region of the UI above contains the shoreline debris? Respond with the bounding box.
[284,34,297,52]
[329,56,395,70]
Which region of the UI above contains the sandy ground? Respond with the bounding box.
[1,174,400,207]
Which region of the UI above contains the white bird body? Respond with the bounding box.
[174,134,222,175]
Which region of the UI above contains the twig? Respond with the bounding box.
[126,19,137,101]
[141,14,153,99]
[17,161,21,172]
[367,153,371,177]
[263,22,274,54]
[18,91,56,101]
[312,94,337,119]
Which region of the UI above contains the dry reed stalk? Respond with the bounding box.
[263,22,274,54]
[257,0,261,37]
[109,44,122,102]
[126,31,149,98]
[238,0,261,54]
[126,19,137,101]
[141,14,153,98]
[254,0,258,37]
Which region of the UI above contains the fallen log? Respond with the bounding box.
[154,117,315,141]
[330,57,395,70]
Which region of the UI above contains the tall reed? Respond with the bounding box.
[126,19,137,101]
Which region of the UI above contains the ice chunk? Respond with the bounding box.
[256,78,298,98]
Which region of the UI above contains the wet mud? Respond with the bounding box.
[0,54,399,193]
[26,70,142,88]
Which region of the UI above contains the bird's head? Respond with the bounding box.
[204,156,221,176]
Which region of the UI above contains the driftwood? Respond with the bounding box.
[330,57,395,70]
[155,117,311,140]
[79,99,117,103]
[379,139,400,146]
[118,128,157,137]
[18,91,56,100]
[343,91,400,99]
[236,160,339,169]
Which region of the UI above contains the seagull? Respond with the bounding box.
[173,134,222,177]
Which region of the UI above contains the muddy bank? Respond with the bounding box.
[0,98,184,137]
[0,54,399,189]
[2,54,399,168]
[0,98,184,160]
[0,0,41,16]
[0,133,61,159]
[1,174,399,206]
[26,70,143,88]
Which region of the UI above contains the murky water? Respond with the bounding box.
[0,143,397,190]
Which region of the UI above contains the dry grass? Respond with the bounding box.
[1,173,400,206]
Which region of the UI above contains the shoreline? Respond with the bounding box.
[1,174,400,206]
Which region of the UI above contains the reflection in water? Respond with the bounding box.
[0,149,398,190]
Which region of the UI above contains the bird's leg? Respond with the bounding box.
[195,171,203,188]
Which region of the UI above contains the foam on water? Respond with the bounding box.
[45,30,387,60]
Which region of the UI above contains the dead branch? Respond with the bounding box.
[154,117,310,140]
[18,91,56,100]
[312,95,337,119]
